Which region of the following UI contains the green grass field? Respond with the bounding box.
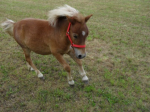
[0,0,150,111]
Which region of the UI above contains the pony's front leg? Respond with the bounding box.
[78,65,89,82]
[67,50,89,83]
[53,53,74,86]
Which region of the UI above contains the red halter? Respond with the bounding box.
[66,22,86,48]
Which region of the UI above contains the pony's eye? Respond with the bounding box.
[74,35,78,39]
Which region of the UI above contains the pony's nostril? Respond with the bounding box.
[78,55,82,59]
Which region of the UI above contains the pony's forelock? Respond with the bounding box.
[48,5,79,27]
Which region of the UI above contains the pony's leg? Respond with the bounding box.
[22,48,44,79]
[67,49,88,82]
[26,61,34,71]
[53,53,74,85]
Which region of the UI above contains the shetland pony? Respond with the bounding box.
[1,5,92,86]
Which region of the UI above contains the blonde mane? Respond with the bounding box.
[48,5,79,27]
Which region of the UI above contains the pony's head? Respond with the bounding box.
[67,14,92,59]
[48,5,92,59]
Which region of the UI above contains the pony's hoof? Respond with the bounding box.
[68,80,74,86]
[82,76,89,84]
[70,84,75,87]
[83,80,89,85]
[39,76,45,81]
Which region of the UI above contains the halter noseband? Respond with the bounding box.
[66,22,86,48]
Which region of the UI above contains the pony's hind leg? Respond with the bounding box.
[67,49,89,83]
[22,48,44,79]
[26,61,34,71]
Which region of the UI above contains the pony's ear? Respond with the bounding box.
[85,14,93,22]
[66,16,76,25]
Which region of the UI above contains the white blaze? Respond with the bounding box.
[82,31,86,36]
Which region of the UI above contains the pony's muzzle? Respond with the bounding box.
[77,54,86,59]
[74,48,86,59]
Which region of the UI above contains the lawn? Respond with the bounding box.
[0,0,150,111]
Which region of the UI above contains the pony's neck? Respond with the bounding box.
[56,17,69,33]
[55,18,71,47]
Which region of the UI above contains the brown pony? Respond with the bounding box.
[1,5,92,86]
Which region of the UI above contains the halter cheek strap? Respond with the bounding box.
[66,22,86,48]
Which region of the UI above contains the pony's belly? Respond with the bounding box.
[33,49,51,55]
[29,45,51,55]
[23,37,51,55]
[32,50,51,55]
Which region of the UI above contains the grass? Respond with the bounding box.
[0,0,150,111]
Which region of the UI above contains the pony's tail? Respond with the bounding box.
[1,19,15,36]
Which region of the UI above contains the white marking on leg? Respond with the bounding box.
[36,70,43,78]
[82,75,88,81]
[67,76,74,85]
[79,66,86,76]
[26,62,30,70]
[79,66,89,81]
[68,80,74,85]
[82,31,86,36]
[30,67,34,71]
[38,72,43,78]
[26,62,34,71]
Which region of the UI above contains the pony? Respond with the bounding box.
[1,5,92,86]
